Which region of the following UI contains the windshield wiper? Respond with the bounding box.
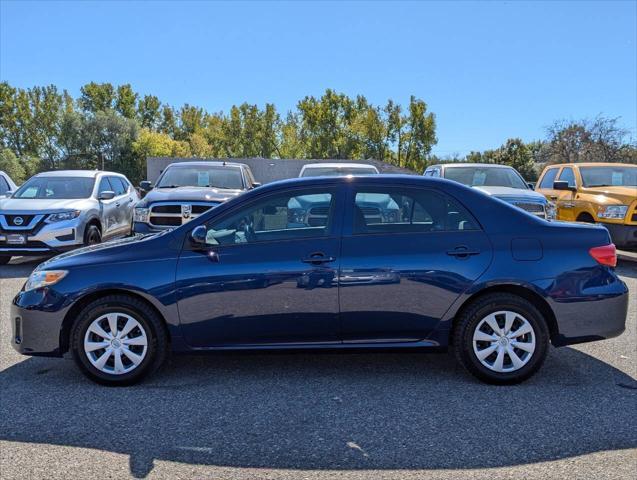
[157,185,182,188]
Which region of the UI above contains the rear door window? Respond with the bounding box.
[352,187,478,235]
[108,177,127,196]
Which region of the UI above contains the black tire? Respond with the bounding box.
[83,224,102,246]
[71,294,168,385]
[453,293,549,385]
[0,256,11,265]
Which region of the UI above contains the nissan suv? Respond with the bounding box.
[424,163,556,220]
[133,161,260,233]
[0,170,138,264]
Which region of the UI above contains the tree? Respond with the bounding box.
[544,116,635,164]
[115,84,138,119]
[493,138,537,180]
[79,82,115,113]
[138,95,162,129]
[0,148,26,183]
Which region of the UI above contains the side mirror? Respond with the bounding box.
[553,180,576,192]
[140,180,153,191]
[98,191,116,201]
[526,182,536,190]
[190,225,207,248]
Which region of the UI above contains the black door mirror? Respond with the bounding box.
[98,191,116,201]
[190,225,208,248]
[139,180,153,192]
[526,182,536,190]
[553,180,576,191]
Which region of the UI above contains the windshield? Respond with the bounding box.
[301,167,378,177]
[444,167,528,189]
[13,176,95,199]
[157,166,244,189]
[580,166,637,187]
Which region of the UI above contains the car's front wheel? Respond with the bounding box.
[83,224,102,246]
[453,293,549,384]
[71,295,168,385]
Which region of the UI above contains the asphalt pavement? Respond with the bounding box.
[0,257,636,480]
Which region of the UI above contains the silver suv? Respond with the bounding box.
[0,170,18,198]
[0,170,139,264]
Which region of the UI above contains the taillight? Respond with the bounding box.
[589,244,617,267]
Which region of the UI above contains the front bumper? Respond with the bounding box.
[133,222,163,234]
[0,218,84,256]
[601,223,637,248]
[10,288,70,357]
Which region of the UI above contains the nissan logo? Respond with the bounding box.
[13,216,24,226]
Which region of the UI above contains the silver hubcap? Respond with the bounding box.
[83,312,148,375]
[472,310,536,373]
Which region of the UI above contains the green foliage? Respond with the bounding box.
[79,82,115,113]
[0,148,26,183]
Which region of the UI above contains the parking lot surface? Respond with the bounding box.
[1,257,636,480]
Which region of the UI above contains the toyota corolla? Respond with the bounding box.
[10,176,628,385]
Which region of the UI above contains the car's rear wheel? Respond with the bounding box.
[0,256,11,265]
[84,224,102,246]
[453,293,549,384]
[71,295,168,385]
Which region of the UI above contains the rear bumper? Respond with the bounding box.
[544,269,629,346]
[602,223,637,248]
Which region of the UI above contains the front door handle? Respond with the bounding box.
[302,252,336,265]
[115,202,121,208]
[446,246,480,258]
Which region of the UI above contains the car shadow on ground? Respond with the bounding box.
[1,347,636,478]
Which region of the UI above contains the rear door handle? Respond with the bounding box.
[302,253,336,265]
[446,246,480,258]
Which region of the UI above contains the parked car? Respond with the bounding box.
[535,163,637,248]
[0,170,138,265]
[0,170,18,198]
[424,163,556,220]
[133,161,260,233]
[299,162,380,177]
[11,175,627,385]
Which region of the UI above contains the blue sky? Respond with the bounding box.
[1,0,635,156]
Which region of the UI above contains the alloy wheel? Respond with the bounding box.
[472,310,536,373]
[83,312,148,375]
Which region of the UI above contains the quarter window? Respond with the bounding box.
[558,167,576,188]
[205,189,335,245]
[539,169,559,189]
[352,188,478,234]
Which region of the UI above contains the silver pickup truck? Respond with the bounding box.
[0,170,139,264]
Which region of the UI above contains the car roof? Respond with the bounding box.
[34,170,121,178]
[544,162,637,168]
[302,163,379,169]
[430,163,514,169]
[258,174,449,191]
[166,161,246,168]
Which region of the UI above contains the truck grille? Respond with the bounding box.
[510,201,546,218]
[148,202,218,228]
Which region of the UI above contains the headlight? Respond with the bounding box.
[546,201,557,220]
[24,270,68,292]
[134,207,150,223]
[46,210,81,223]
[597,205,628,219]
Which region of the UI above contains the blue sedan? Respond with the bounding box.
[10,175,628,385]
